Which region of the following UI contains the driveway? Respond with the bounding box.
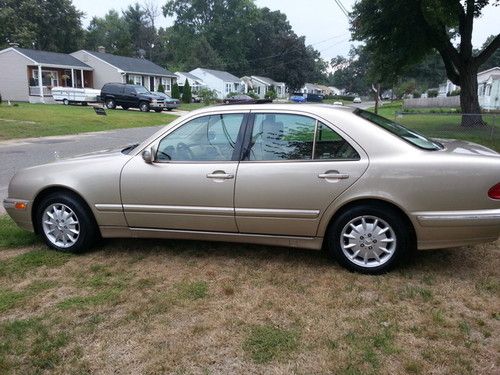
[0,125,164,213]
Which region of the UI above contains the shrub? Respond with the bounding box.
[182,79,192,103]
[157,83,165,93]
[171,83,180,99]
[412,91,421,98]
[265,86,277,100]
[427,89,438,98]
[246,91,258,99]
[198,88,218,105]
[448,88,461,97]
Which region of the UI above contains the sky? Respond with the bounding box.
[73,0,500,62]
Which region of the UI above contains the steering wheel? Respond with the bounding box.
[176,142,194,160]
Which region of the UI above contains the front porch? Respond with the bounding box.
[27,65,93,100]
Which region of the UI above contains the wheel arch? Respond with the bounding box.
[31,185,98,235]
[321,197,417,247]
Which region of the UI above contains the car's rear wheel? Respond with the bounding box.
[36,192,98,253]
[139,102,150,112]
[154,108,162,113]
[326,205,410,274]
[63,99,69,106]
[105,98,116,109]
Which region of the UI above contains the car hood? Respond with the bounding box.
[436,138,499,157]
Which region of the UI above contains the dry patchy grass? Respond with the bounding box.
[0,232,498,374]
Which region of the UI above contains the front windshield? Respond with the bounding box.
[135,86,149,94]
[354,109,442,151]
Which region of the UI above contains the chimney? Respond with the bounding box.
[97,46,106,53]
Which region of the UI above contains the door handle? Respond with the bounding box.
[318,172,349,179]
[207,172,234,179]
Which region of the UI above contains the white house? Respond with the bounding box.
[437,67,500,109]
[301,83,324,95]
[189,68,242,99]
[175,71,206,92]
[478,67,500,110]
[242,75,287,99]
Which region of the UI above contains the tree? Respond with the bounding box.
[171,83,180,99]
[157,83,165,93]
[479,34,500,71]
[85,10,133,56]
[351,0,500,126]
[182,79,192,103]
[0,0,84,52]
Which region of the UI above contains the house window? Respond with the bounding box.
[161,77,171,92]
[31,70,59,87]
[129,74,142,85]
[485,85,492,96]
[225,83,232,93]
[256,86,261,95]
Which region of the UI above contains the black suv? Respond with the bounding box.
[100,83,166,112]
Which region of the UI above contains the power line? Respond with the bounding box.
[333,0,349,18]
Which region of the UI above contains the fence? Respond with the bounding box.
[394,112,499,151]
[403,96,460,109]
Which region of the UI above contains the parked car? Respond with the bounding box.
[289,94,306,103]
[333,101,343,106]
[353,97,362,103]
[304,93,324,102]
[100,83,166,112]
[223,94,272,104]
[152,92,180,111]
[4,104,500,274]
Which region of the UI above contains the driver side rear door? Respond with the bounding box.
[120,112,249,232]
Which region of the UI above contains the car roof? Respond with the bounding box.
[189,103,357,114]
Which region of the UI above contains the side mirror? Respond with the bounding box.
[142,148,154,163]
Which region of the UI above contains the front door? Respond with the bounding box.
[120,112,248,232]
[150,77,155,91]
[234,112,369,237]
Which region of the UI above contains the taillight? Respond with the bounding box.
[488,183,500,199]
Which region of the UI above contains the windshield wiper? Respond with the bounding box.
[121,143,139,154]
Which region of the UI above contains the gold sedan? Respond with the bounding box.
[4,104,500,273]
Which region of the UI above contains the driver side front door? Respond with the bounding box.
[120,112,248,232]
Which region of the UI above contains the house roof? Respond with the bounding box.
[195,68,241,83]
[10,47,91,69]
[176,71,203,81]
[251,75,284,86]
[81,50,176,77]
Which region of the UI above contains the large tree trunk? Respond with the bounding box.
[459,64,484,127]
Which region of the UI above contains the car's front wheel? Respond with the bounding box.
[105,98,116,109]
[139,102,150,112]
[36,192,99,253]
[326,205,410,274]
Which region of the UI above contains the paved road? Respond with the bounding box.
[0,125,164,213]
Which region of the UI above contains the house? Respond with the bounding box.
[242,75,287,99]
[71,48,177,93]
[175,72,206,92]
[329,86,342,96]
[478,67,500,110]
[438,80,459,97]
[300,83,324,95]
[436,67,500,109]
[189,68,242,99]
[0,47,93,102]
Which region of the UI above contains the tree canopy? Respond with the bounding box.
[350,0,500,121]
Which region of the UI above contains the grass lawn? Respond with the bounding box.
[374,102,500,151]
[0,103,177,141]
[0,215,498,374]
[178,102,208,111]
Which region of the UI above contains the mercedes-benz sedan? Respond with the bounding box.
[4,104,500,273]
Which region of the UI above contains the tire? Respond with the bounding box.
[122,105,129,110]
[105,98,116,109]
[35,192,99,253]
[63,99,69,106]
[167,108,173,111]
[326,204,411,274]
[154,108,162,113]
[139,102,150,112]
